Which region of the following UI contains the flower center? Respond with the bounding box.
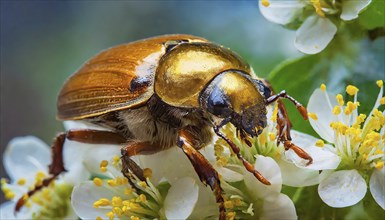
[215,105,283,166]
[93,156,167,220]
[30,183,73,220]
[328,82,384,171]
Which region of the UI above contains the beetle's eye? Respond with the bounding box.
[205,86,232,117]
[252,79,271,99]
[262,85,271,99]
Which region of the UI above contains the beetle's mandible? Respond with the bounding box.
[16,34,312,219]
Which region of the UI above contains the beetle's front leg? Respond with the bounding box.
[262,80,313,165]
[178,129,226,220]
[214,126,271,185]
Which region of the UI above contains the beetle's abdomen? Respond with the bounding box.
[154,43,250,108]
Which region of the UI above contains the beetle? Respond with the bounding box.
[16,34,312,219]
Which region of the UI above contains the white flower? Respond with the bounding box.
[259,0,372,54]
[0,136,82,219]
[215,104,340,188]
[71,146,200,220]
[307,81,385,209]
[218,155,298,219]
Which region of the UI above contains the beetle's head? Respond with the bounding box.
[200,70,271,137]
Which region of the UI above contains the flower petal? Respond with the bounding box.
[137,147,197,185]
[307,88,338,143]
[164,177,199,219]
[318,170,367,207]
[258,0,305,25]
[260,193,297,220]
[340,0,371,20]
[188,185,217,219]
[277,159,334,187]
[63,120,111,131]
[0,202,18,219]
[71,181,118,219]
[3,136,50,180]
[214,165,244,182]
[243,155,282,199]
[81,143,122,176]
[62,140,106,184]
[369,166,385,210]
[295,16,337,54]
[285,145,341,170]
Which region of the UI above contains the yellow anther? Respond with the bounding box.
[320,83,326,91]
[268,132,276,141]
[25,201,31,208]
[310,0,325,17]
[106,211,114,220]
[377,80,383,88]
[36,171,46,180]
[93,178,103,187]
[100,160,109,168]
[5,191,15,200]
[124,187,133,195]
[214,144,224,154]
[138,181,147,188]
[336,94,344,106]
[17,178,26,186]
[94,198,111,208]
[226,211,236,220]
[258,133,267,146]
[100,167,107,173]
[96,216,103,220]
[261,0,270,7]
[112,155,120,167]
[113,207,123,216]
[375,161,384,170]
[344,101,358,115]
[308,113,318,120]
[137,194,147,203]
[224,200,234,209]
[112,196,123,206]
[333,106,341,115]
[346,85,359,96]
[216,156,228,166]
[107,179,117,187]
[143,168,153,178]
[115,177,124,185]
[379,96,385,105]
[315,140,325,147]
[233,198,242,206]
[130,216,140,220]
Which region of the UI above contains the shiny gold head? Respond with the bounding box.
[199,70,271,137]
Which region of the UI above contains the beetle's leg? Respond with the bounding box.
[214,126,271,185]
[178,129,226,220]
[120,142,164,182]
[15,129,127,213]
[262,80,313,165]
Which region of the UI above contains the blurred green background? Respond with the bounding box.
[1,0,301,203]
[1,1,385,215]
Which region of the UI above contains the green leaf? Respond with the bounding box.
[267,54,328,137]
[359,0,385,30]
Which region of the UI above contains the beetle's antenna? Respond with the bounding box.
[266,90,308,120]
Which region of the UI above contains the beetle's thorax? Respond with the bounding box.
[154,42,250,108]
[85,95,213,150]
